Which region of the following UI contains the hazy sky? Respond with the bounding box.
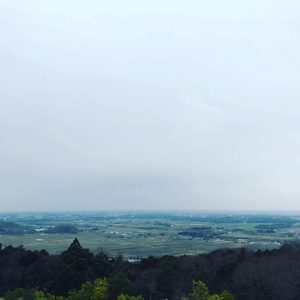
[1,1,300,211]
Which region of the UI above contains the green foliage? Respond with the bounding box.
[4,288,31,300]
[3,287,36,300]
[189,281,209,300]
[3,278,235,300]
[67,278,108,300]
[184,272,206,294]
[92,278,109,299]
[34,290,65,299]
[186,281,235,300]
[207,296,221,300]
[108,273,134,300]
[220,290,236,300]
[117,294,144,300]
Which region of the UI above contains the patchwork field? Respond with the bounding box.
[0,231,281,258]
[1,212,297,257]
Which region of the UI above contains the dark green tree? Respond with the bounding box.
[108,273,134,300]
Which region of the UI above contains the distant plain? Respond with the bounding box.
[1,212,294,258]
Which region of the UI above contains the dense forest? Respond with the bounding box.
[1,239,300,299]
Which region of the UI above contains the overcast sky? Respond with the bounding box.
[1,1,300,211]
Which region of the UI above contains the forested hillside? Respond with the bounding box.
[1,239,300,299]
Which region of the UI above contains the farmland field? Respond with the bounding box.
[0,211,297,257]
[0,231,278,258]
